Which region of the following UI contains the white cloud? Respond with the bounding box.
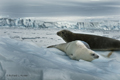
[0,0,120,18]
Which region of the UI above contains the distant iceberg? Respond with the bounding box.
[0,17,120,30]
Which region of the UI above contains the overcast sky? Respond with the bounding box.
[0,0,120,21]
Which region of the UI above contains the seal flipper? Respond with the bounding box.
[47,45,57,48]
[107,51,114,57]
[81,41,90,49]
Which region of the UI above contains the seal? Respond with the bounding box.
[47,40,99,61]
[57,29,120,51]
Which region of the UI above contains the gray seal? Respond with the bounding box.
[57,29,120,51]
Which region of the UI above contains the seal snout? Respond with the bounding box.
[95,55,99,58]
[91,53,99,59]
[57,32,60,36]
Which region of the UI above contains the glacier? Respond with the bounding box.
[0,17,120,30]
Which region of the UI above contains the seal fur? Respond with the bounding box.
[47,40,99,62]
[57,30,120,51]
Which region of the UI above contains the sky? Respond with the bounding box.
[0,0,120,21]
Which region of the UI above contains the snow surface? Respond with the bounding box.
[0,28,120,80]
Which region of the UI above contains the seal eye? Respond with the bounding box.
[91,53,95,56]
[62,31,64,34]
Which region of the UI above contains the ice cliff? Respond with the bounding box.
[0,18,120,30]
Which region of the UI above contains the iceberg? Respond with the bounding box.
[0,17,120,30]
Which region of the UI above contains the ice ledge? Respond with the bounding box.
[0,18,120,30]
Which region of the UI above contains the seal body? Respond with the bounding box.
[47,40,99,61]
[57,30,120,51]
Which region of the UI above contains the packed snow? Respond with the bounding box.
[0,28,120,80]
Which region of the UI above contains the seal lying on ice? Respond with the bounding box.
[47,40,99,62]
[57,29,120,51]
